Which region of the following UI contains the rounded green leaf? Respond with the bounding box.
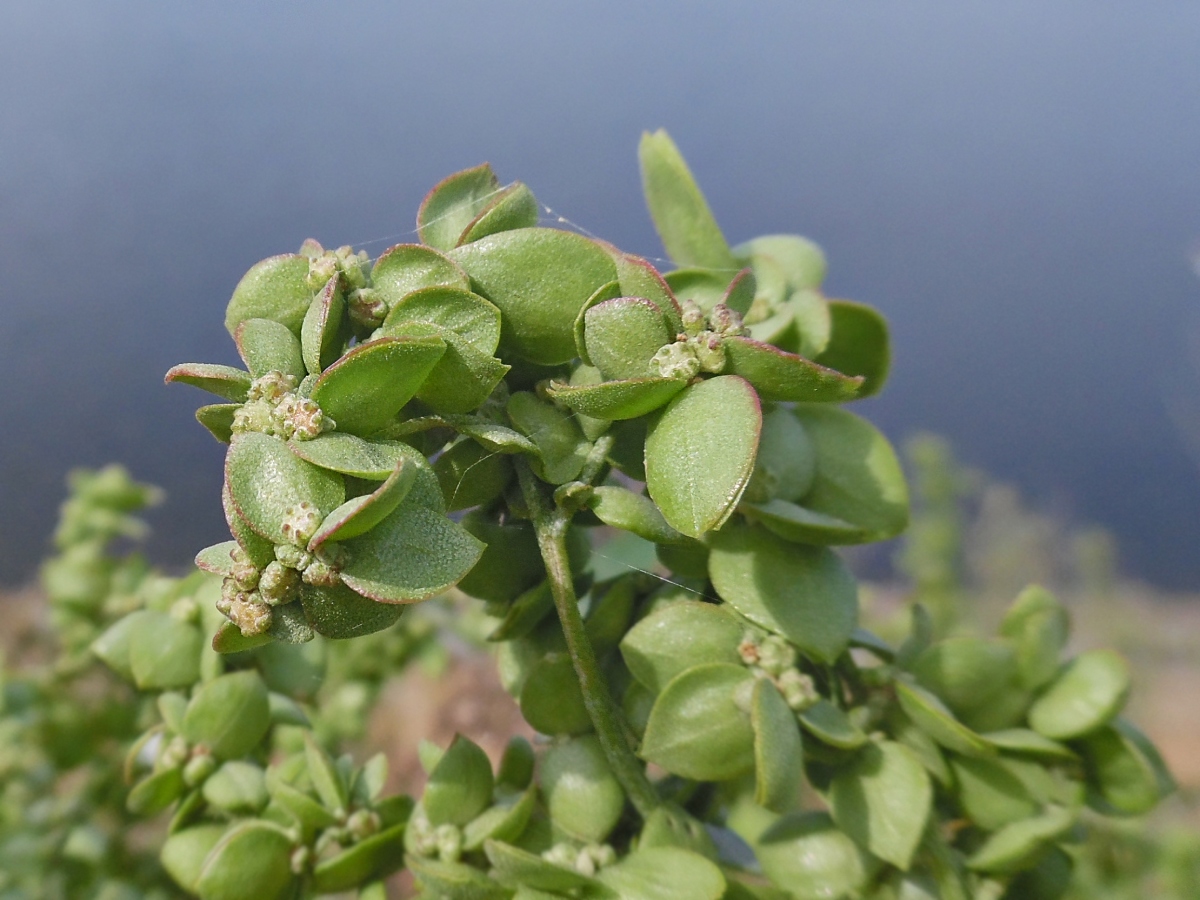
[912,638,1017,722]
[588,485,686,545]
[574,280,626,364]
[753,679,804,812]
[721,268,757,316]
[286,432,421,480]
[165,363,252,403]
[1079,719,1174,815]
[338,502,485,603]
[182,671,270,759]
[735,235,827,292]
[202,761,268,815]
[612,253,683,331]
[308,459,416,548]
[196,820,296,900]
[462,789,536,850]
[460,181,540,244]
[225,433,345,544]
[980,729,1077,761]
[541,735,625,843]
[222,480,275,567]
[1001,586,1070,692]
[786,405,909,544]
[161,824,227,893]
[408,856,512,899]
[450,227,618,364]
[485,841,600,893]
[310,335,446,436]
[418,162,502,251]
[829,741,932,871]
[813,300,890,398]
[966,806,1075,875]
[381,285,502,355]
[595,846,726,900]
[894,680,995,759]
[312,822,406,893]
[519,653,591,736]
[949,756,1038,831]
[235,318,306,379]
[584,297,672,381]
[546,376,688,421]
[299,582,404,639]
[619,600,744,694]
[225,253,314,336]
[640,663,755,781]
[507,391,590,484]
[723,336,861,403]
[425,735,495,827]
[645,376,762,539]
[129,611,203,690]
[301,276,346,374]
[664,268,736,314]
[708,523,857,664]
[371,242,471,306]
[743,406,816,505]
[639,130,737,270]
[127,767,185,816]
[196,403,238,444]
[434,439,512,511]
[799,699,868,750]
[1027,650,1130,740]
[755,812,875,900]
[457,516,544,604]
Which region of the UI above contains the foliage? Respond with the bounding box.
[1,133,1177,899]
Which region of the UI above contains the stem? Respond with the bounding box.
[516,461,661,818]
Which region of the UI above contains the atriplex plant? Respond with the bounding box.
[8,132,1173,899]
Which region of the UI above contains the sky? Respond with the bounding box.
[3,1,1200,586]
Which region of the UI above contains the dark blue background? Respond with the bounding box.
[4,2,1200,586]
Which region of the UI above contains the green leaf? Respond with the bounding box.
[612,253,683,330]
[304,731,349,812]
[519,653,591,736]
[574,281,625,365]
[450,227,618,364]
[459,181,541,244]
[965,806,1076,875]
[225,433,345,544]
[950,755,1038,831]
[225,253,314,336]
[980,729,1077,761]
[720,268,757,316]
[128,767,185,816]
[161,825,227,893]
[235,318,306,379]
[370,243,471,308]
[312,823,406,893]
[507,391,590,484]
[195,541,238,575]
[457,516,544,604]
[443,415,538,454]
[785,405,909,544]
[640,663,755,781]
[894,680,995,759]
[497,737,536,793]
[664,268,736,315]
[798,700,868,750]
[92,609,153,681]
[222,481,276,566]
[1027,650,1130,740]
[267,777,338,831]
[165,363,252,402]
[645,376,761,539]
[743,406,817,505]
[308,459,416,547]
[829,741,931,870]
[541,735,625,843]
[301,276,346,374]
[735,235,827,292]
[310,335,446,435]
[380,285,502,355]
[462,789,537,851]
[724,336,861,403]
[196,403,239,443]
[202,762,268,815]
[584,297,673,380]
[408,856,514,900]
[195,820,296,900]
[1001,586,1070,692]
[425,735,496,827]
[589,486,686,545]
[418,162,502,251]
[287,432,423,480]
[639,129,737,270]
[299,582,405,639]
[752,679,804,812]
[740,499,861,545]
[813,300,891,398]
[1079,719,1174,815]
[755,812,875,900]
[129,611,203,690]
[488,581,554,642]
[619,600,744,694]
[434,439,512,511]
[546,377,688,421]
[595,846,726,900]
[708,523,857,664]
[912,638,1022,729]
[182,671,271,759]
[211,621,273,654]
[485,841,601,894]
[338,501,485,603]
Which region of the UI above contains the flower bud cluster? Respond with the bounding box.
[649,300,748,380]
[407,810,464,862]
[347,287,388,329]
[738,631,820,712]
[232,371,335,442]
[542,842,616,877]
[306,245,369,293]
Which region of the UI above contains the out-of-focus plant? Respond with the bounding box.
[0,132,1176,900]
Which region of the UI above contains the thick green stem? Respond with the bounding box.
[516,461,661,818]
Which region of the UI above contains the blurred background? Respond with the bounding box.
[3,0,1200,590]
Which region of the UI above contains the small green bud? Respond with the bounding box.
[691,332,726,374]
[274,543,313,570]
[435,823,463,862]
[259,562,300,605]
[649,342,701,380]
[348,288,388,329]
[738,633,761,666]
[290,845,311,875]
[217,590,273,636]
[248,371,299,404]
[777,669,819,712]
[301,559,340,588]
[183,752,217,788]
[307,256,338,291]
[757,635,797,677]
[160,735,191,771]
[543,843,578,869]
[280,503,322,547]
[231,399,276,435]
[709,303,747,336]
[346,809,381,841]
[679,299,706,336]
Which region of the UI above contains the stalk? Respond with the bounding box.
[516,460,661,818]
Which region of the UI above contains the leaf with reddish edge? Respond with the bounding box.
[301,276,346,375]
[225,253,314,336]
[310,334,445,436]
[720,268,756,316]
[165,364,251,402]
[664,268,734,314]
[196,404,238,444]
[417,162,502,251]
[380,286,502,355]
[308,460,417,549]
[545,377,688,421]
[723,335,862,403]
[222,480,274,568]
[235,318,305,379]
[573,280,623,365]
[195,541,238,575]
[612,252,684,333]
[369,243,470,307]
[339,502,485,603]
[458,181,540,245]
[299,582,405,640]
[287,433,421,480]
[814,299,891,398]
[583,297,673,380]
[644,375,761,539]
